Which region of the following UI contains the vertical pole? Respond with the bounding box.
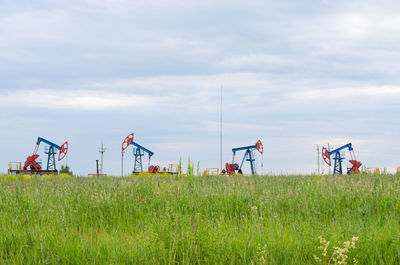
[99,144,106,174]
[220,85,223,173]
[317,144,320,175]
[96,160,99,177]
[262,153,264,176]
[121,150,124,177]
[101,144,103,174]
[328,143,331,175]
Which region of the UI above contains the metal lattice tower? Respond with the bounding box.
[45,146,57,170]
[133,148,145,173]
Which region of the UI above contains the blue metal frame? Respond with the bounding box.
[327,143,353,175]
[36,137,62,150]
[46,145,57,170]
[129,141,154,173]
[36,137,62,170]
[232,144,258,175]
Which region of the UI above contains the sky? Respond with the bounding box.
[1,0,399,175]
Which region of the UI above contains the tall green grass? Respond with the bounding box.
[0,174,399,264]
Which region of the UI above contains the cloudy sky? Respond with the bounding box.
[1,0,399,175]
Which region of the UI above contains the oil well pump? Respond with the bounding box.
[20,137,68,174]
[131,141,156,173]
[122,133,159,174]
[223,140,263,175]
[322,143,362,174]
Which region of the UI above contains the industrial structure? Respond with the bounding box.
[122,132,178,175]
[6,133,379,176]
[131,141,155,173]
[322,143,362,174]
[8,137,68,175]
[122,133,156,173]
[223,140,263,175]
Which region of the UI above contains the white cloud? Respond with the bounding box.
[333,13,371,39]
[287,86,400,101]
[216,53,294,70]
[198,121,282,134]
[315,138,369,146]
[0,10,69,44]
[0,89,164,110]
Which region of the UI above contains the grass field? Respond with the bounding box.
[0,174,399,264]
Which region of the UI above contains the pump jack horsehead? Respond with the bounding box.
[321,143,362,174]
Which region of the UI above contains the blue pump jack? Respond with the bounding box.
[36,137,62,170]
[24,137,68,171]
[322,143,362,175]
[130,140,154,173]
[224,140,263,175]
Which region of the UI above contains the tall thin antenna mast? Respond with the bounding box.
[220,85,223,173]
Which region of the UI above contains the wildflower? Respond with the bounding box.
[351,237,358,249]
[332,246,349,265]
[314,255,321,263]
[256,244,268,265]
[343,240,351,249]
[318,236,330,257]
[314,236,358,265]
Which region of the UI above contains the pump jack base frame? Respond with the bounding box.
[132,171,179,175]
[8,169,58,175]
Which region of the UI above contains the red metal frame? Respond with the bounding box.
[322,147,331,166]
[24,154,41,170]
[122,133,134,151]
[256,140,263,154]
[58,141,68,161]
